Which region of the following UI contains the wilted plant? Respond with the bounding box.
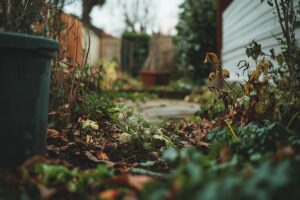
[204,0,300,125]
[0,0,47,33]
[205,53,276,124]
[260,0,300,123]
[46,1,108,129]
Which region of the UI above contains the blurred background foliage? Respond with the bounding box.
[121,32,150,76]
[174,0,216,84]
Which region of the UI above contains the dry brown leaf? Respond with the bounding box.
[86,135,93,143]
[96,151,109,160]
[47,129,60,138]
[47,129,68,143]
[219,146,230,163]
[37,184,57,199]
[274,145,295,161]
[76,96,85,102]
[204,52,218,64]
[48,111,60,115]
[99,189,120,200]
[109,174,152,191]
[192,129,203,136]
[85,151,102,162]
[127,175,153,191]
[85,151,115,167]
[198,141,210,148]
[46,145,61,154]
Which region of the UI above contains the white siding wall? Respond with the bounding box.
[222,0,300,81]
[88,29,101,66]
[82,28,101,67]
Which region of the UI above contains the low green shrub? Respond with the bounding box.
[117,114,179,152]
[139,122,300,200]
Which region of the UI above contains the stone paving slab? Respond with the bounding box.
[126,99,200,121]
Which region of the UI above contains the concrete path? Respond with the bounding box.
[126,99,200,121]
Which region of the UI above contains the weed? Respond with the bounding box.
[117,114,178,152]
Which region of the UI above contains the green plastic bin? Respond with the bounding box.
[0,32,58,166]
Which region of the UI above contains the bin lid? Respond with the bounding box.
[0,32,59,51]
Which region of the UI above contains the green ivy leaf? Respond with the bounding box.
[276,54,285,66]
[162,148,178,164]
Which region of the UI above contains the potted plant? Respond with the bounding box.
[139,34,173,86]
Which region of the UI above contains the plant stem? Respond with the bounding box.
[225,120,238,141]
[287,112,299,129]
[224,80,239,97]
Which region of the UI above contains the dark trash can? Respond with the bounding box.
[0,32,58,166]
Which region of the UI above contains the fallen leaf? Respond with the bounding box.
[96,151,109,160]
[74,130,80,136]
[46,145,61,154]
[85,151,115,167]
[109,174,153,191]
[90,121,99,130]
[48,111,60,115]
[47,129,68,143]
[198,141,209,148]
[79,118,99,130]
[127,175,153,191]
[85,151,102,162]
[47,129,60,138]
[219,146,230,163]
[86,135,93,143]
[274,145,295,161]
[76,96,84,102]
[99,189,120,200]
[37,184,57,199]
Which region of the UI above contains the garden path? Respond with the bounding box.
[126,99,200,121]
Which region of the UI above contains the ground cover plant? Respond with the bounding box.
[0,0,300,199]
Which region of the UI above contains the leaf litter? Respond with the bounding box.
[0,114,213,199]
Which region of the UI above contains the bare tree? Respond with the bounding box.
[118,0,155,33]
[82,0,105,25]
